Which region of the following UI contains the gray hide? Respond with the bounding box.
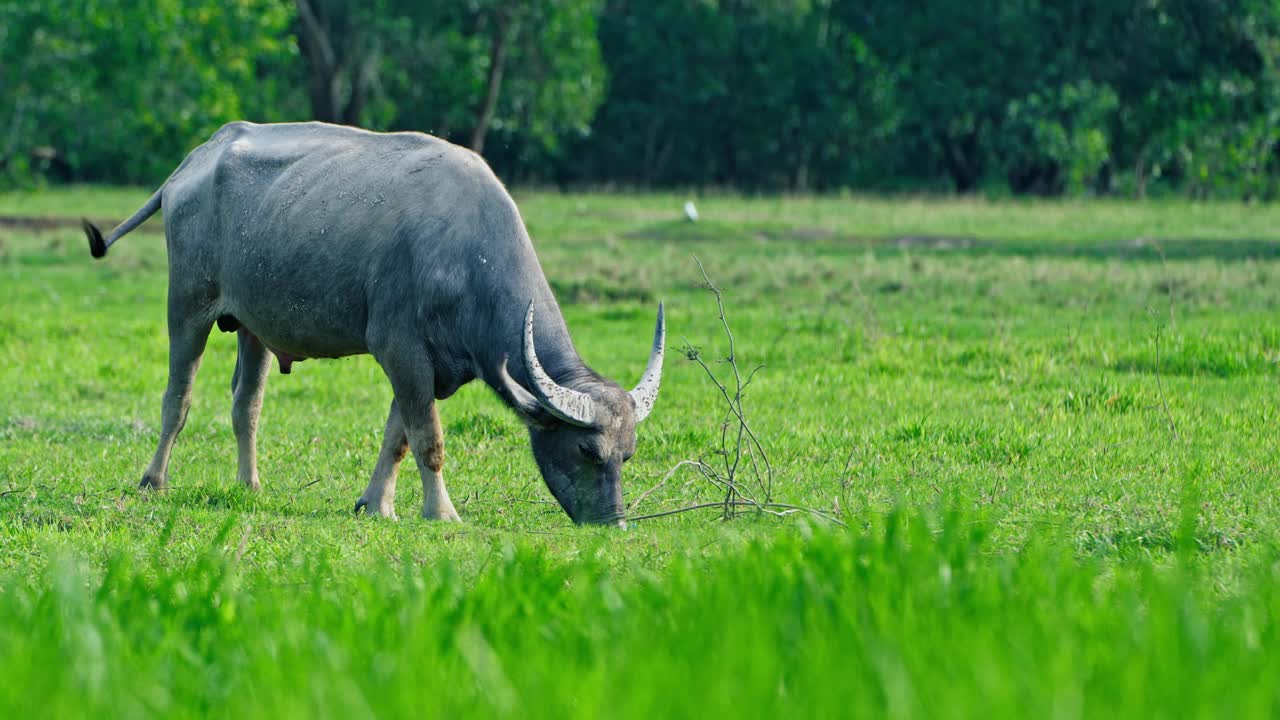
[82,121,664,526]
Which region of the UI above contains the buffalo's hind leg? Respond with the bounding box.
[140,312,214,489]
[231,328,272,491]
[355,399,410,520]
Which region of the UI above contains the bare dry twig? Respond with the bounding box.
[688,256,774,514]
[629,459,704,513]
[629,500,847,527]
[1149,238,1176,330]
[627,258,841,529]
[1154,323,1180,442]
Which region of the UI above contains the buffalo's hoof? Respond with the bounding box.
[421,507,462,523]
[355,498,397,520]
[138,473,168,490]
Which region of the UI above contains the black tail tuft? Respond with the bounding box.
[82,218,107,258]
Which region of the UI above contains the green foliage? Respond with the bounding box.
[0,0,298,184]
[380,0,606,176]
[1092,0,1280,198]
[843,0,1280,196]
[581,0,896,190]
[5,1,1280,193]
[999,81,1118,195]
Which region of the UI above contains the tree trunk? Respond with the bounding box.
[642,115,664,185]
[471,13,513,155]
[942,131,981,193]
[295,0,340,123]
[793,145,810,192]
[296,0,376,127]
[342,48,379,126]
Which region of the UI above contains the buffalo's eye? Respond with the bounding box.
[579,444,603,464]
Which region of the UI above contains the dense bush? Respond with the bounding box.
[0,0,297,184]
[3,0,1279,196]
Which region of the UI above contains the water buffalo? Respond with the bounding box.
[82,121,664,527]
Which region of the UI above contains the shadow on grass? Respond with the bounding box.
[629,219,1280,263]
[939,236,1280,263]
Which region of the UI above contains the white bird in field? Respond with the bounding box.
[683,200,699,222]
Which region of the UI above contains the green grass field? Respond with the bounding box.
[2,187,1279,717]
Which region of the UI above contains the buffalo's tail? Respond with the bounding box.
[82,188,163,259]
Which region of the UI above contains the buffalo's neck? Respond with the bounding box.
[448,206,592,402]
[472,288,591,398]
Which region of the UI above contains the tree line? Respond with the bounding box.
[4,0,1279,197]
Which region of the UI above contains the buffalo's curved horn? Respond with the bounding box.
[629,302,665,422]
[522,301,596,427]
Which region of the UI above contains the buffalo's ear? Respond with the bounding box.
[495,356,556,428]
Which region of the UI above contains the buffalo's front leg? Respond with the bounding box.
[374,349,461,522]
[231,329,272,491]
[410,400,459,521]
[355,399,410,519]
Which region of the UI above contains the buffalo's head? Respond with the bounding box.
[498,302,664,526]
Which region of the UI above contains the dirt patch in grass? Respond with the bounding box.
[0,215,162,234]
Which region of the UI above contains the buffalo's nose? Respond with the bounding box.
[578,513,627,528]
